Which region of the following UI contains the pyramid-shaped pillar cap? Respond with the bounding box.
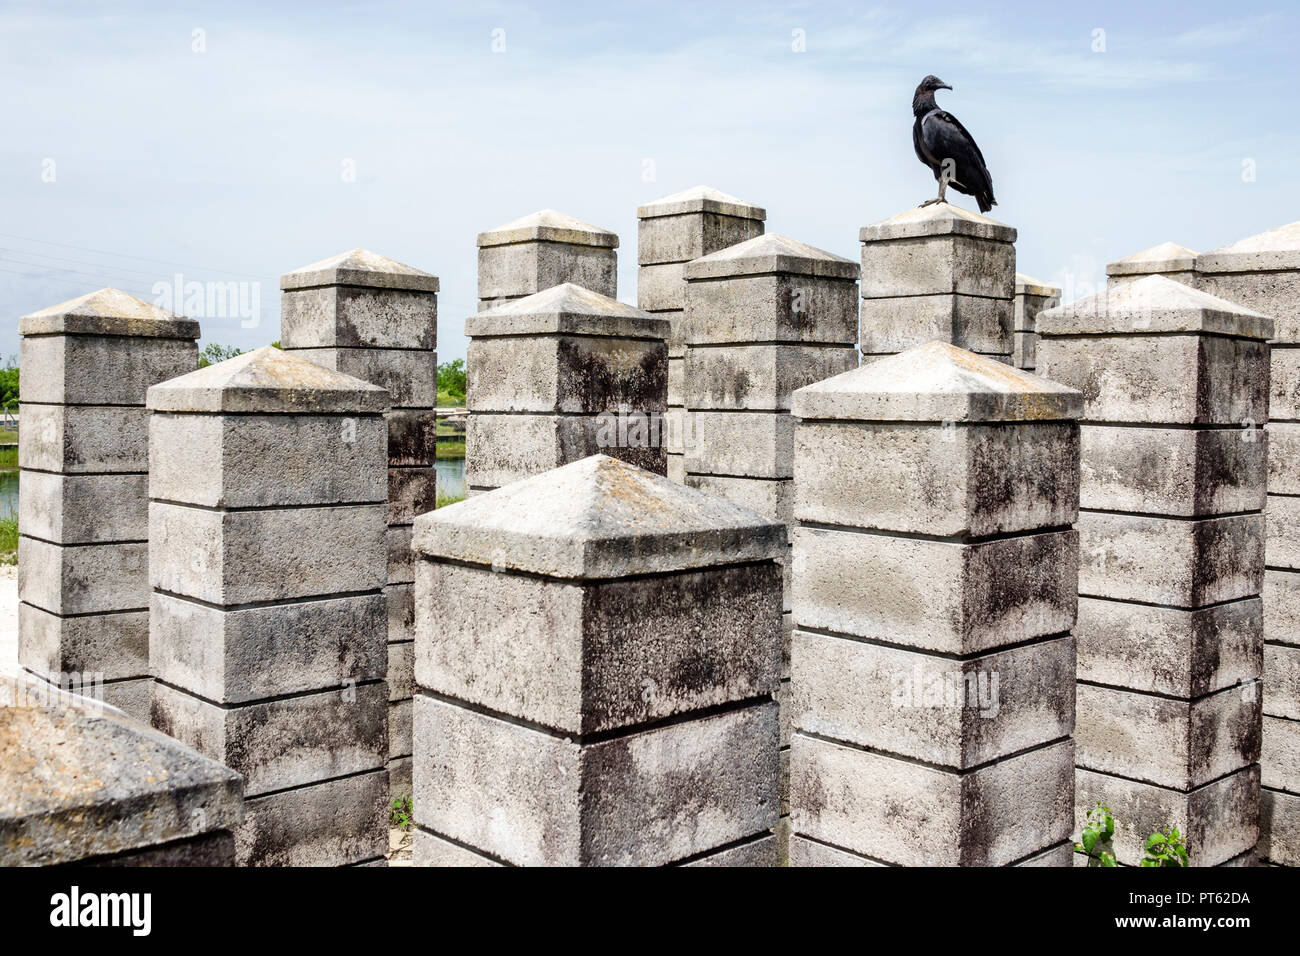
[1037,274,1272,339]
[683,233,857,281]
[477,209,619,249]
[636,185,766,221]
[1015,273,1060,297]
[465,282,669,340]
[1106,241,1198,278]
[859,202,1016,243]
[792,341,1082,423]
[147,345,390,414]
[1197,221,1300,274]
[279,248,439,292]
[19,288,198,339]
[0,671,242,865]
[413,454,786,579]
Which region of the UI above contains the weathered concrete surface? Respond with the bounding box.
[794,525,1078,655]
[1260,787,1300,865]
[791,630,1075,768]
[685,344,857,411]
[637,186,765,265]
[466,412,667,489]
[19,538,148,615]
[1261,715,1300,792]
[20,332,196,405]
[1080,425,1267,516]
[1076,682,1261,790]
[237,770,388,867]
[1195,221,1300,338]
[859,294,1010,356]
[0,672,242,866]
[18,404,149,474]
[1077,511,1264,607]
[791,735,1074,866]
[412,694,779,866]
[1106,241,1200,290]
[1076,596,1262,698]
[19,471,148,544]
[18,606,148,684]
[1075,765,1259,866]
[684,411,798,479]
[794,420,1079,537]
[416,559,780,734]
[1264,643,1300,720]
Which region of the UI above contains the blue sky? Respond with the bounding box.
[2,0,1296,362]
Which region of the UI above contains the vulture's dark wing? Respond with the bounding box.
[920,109,997,212]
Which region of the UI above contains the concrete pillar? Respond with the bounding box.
[858,203,1016,363]
[17,289,198,722]
[476,209,617,311]
[788,341,1081,866]
[1012,273,1060,373]
[1,670,242,865]
[464,283,668,494]
[279,248,438,800]
[410,454,784,865]
[1196,221,1300,866]
[147,347,391,866]
[637,186,766,482]
[1106,241,1199,291]
[682,233,859,851]
[1038,275,1270,866]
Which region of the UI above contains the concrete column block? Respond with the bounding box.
[16,290,198,722]
[685,344,858,411]
[1264,643,1300,719]
[1080,425,1266,516]
[411,455,786,865]
[858,204,1016,356]
[1261,715,1300,792]
[464,284,669,492]
[1260,786,1300,865]
[1076,595,1262,698]
[1106,241,1200,291]
[146,347,391,865]
[476,209,618,305]
[0,672,242,866]
[1195,221,1300,339]
[1014,273,1060,332]
[685,411,798,479]
[1078,511,1265,607]
[789,343,1082,866]
[637,186,766,266]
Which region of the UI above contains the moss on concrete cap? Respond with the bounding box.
[413,454,786,578]
[0,671,242,865]
[1037,274,1273,339]
[683,233,857,281]
[477,209,619,249]
[859,202,1017,244]
[279,247,439,292]
[465,282,669,340]
[636,185,766,221]
[19,288,199,339]
[792,340,1082,423]
[147,345,390,414]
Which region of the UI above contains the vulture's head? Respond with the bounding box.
[916,75,952,95]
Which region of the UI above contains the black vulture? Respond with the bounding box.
[912,75,996,213]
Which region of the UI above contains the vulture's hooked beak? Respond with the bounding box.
[936,81,952,91]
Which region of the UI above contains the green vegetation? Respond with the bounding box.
[437,359,465,405]
[435,439,465,460]
[389,795,413,831]
[435,489,465,509]
[0,356,17,412]
[197,343,244,368]
[1074,802,1190,867]
[0,447,16,469]
[0,515,16,564]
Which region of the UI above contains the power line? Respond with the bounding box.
[0,246,178,281]
[0,231,259,279]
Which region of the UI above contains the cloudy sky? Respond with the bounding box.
[1,0,1296,362]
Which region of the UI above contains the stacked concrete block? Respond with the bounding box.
[410,454,785,866]
[1107,241,1200,291]
[637,186,766,482]
[17,289,198,722]
[1,670,242,865]
[788,341,1081,866]
[147,347,391,866]
[476,209,618,311]
[280,248,438,799]
[858,203,1016,363]
[1197,221,1300,866]
[1012,273,1060,372]
[464,282,668,493]
[1038,275,1271,866]
[682,233,860,847]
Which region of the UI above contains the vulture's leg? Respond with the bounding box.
[918,176,948,208]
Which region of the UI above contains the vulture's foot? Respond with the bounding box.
[918,197,945,208]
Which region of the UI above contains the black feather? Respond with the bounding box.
[911,77,996,213]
